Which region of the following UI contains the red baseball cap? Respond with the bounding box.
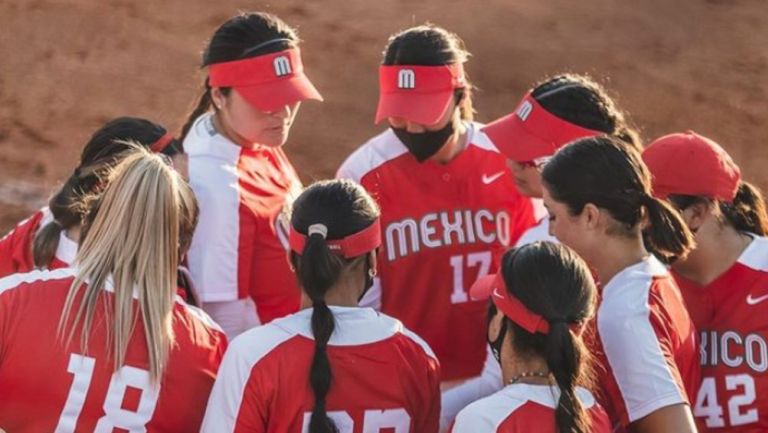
[643,131,741,201]
[209,48,323,112]
[482,92,602,162]
[375,64,466,125]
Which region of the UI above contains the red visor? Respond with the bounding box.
[471,274,551,334]
[149,132,175,153]
[209,48,323,112]
[375,64,466,125]
[289,219,382,258]
[483,92,601,162]
[643,131,741,202]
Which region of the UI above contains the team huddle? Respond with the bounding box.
[0,10,765,433]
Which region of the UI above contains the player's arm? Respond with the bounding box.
[440,345,501,429]
[200,337,267,433]
[630,403,697,433]
[597,302,694,431]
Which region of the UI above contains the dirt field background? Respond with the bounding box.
[1,0,766,232]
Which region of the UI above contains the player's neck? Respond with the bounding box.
[501,352,550,386]
[322,272,366,307]
[672,222,752,286]
[590,235,648,288]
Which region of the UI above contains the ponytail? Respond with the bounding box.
[642,196,694,263]
[179,79,214,142]
[33,169,98,267]
[545,322,589,433]
[296,233,345,433]
[720,181,768,236]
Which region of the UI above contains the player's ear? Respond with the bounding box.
[679,200,711,233]
[582,202,602,231]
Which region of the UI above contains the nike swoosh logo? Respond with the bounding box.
[746,293,768,305]
[482,171,505,185]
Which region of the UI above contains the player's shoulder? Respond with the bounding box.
[0,267,77,293]
[337,129,408,182]
[225,312,305,368]
[173,298,227,343]
[599,255,668,316]
[1,209,46,244]
[184,113,241,164]
[465,121,500,154]
[453,384,547,432]
[737,235,768,272]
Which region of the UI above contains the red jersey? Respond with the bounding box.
[0,208,74,277]
[449,383,610,433]
[337,123,535,380]
[675,235,768,433]
[200,306,440,433]
[0,268,227,432]
[590,256,700,428]
[185,113,302,323]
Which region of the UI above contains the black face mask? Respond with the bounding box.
[488,312,508,364]
[391,120,455,163]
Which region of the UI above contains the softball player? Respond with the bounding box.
[0,149,226,432]
[0,117,183,278]
[201,180,440,433]
[450,242,610,433]
[541,136,700,433]
[180,12,323,337]
[337,24,535,384]
[643,131,768,432]
[442,73,642,426]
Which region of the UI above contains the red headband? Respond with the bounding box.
[208,48,323,112]
[289,219,382,259]
[375,64,466,125]
[471,273,583,335]
[483,92,602,162]
[489,273,551,334]
[149,133,174,153]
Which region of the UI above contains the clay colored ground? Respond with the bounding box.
[0,0,766,231]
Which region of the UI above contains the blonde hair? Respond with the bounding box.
[58,145,197,382]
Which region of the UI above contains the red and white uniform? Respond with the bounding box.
[337,122,535,380]
[0,268,227,432]
[674,235,768,432]
[449,383,610,433]
[0,208,77,277]
[201,306,440,433]
[185,113,302,331]
[591,255,700,428]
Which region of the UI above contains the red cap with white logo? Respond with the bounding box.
[209,48,323,112]
[482,92,602,162]
[375,64,466,125]
[643,131,741,202]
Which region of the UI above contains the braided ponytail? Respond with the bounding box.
[289,180,380,433]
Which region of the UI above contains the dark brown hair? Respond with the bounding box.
[179,12,299,140]
[542,136,694,263]
[33,117,180,267]
[501,242,596,433]
[383,24,474,121]
[289,180,379,433]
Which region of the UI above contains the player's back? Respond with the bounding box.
[450,384,611,433]
[0,268,227,433]
[201,306,441,433]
